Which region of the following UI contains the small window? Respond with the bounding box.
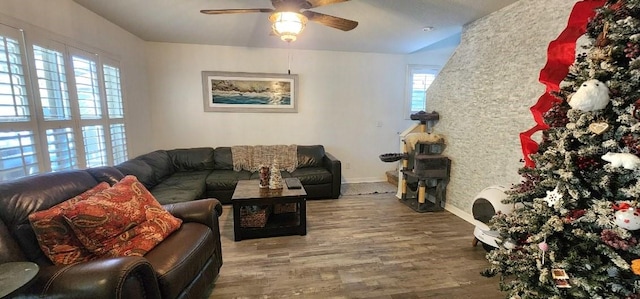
[405,65,438,118]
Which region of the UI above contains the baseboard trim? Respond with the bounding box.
[341,178,388,184]
[444,203,474,225]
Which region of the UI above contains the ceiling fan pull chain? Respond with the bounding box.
[288,44,292,75]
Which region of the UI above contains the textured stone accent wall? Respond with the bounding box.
[427,0,580,214]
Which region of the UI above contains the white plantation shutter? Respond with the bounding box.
[0,22,129,181]
[33,42,79,171]
[72,55,102,120]
[82,124,107,168]
[110,123,127,164]
[103,64,128,164]
[0,25,40,181]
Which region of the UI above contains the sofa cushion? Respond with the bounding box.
[115,159,157,189]
[249,170,292,180]
[206,170,252,190]
[168,147,215,171]
[62,176,182,258]
[151,171,210,205]
[136,150,175,183]
[213,147,233,170]
[290,167,332,184]
[297,145,325,168]
[28,182,109,265]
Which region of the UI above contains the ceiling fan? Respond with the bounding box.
[201,0,358,42]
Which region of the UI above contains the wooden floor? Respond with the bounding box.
[207,193,504,299]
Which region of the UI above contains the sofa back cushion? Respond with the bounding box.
[168,147,215,171]
[297,145,325,168]
[115,159,157,189]
[136,150,175,182]
[84,166,124,185]
[213,147,233,170]
[0,170,99,265]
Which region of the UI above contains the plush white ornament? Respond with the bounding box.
[601,152,640,170]
[568,79,610,111]
[614,207,640,230]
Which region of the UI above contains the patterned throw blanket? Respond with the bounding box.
[231,145,298,173]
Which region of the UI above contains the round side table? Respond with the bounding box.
[0,262,39,298]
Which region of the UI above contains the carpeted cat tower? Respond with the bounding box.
[380,111,450,212]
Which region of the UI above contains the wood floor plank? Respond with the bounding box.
[207,193,504,299]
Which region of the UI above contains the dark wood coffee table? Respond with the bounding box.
[232,179,307,241]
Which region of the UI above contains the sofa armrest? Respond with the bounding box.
[25,257,160,299]
[162,198,223,267]
[322,152,342,199]
[163,198,222,228]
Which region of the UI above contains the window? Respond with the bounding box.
[405,65,438,118]
[0,23,128,181]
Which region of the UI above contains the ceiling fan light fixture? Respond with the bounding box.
[269,12,308,42]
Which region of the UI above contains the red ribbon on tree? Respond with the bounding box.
[613,202,632,211]
[520,0,606,168]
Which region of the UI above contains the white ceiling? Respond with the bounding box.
[72,0,519,54]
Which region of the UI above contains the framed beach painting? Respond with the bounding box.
[202,71,298,113]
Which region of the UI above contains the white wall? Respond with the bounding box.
[0,0,457,184]
[0,0,584,222]
[426,0,579,218]
[0,0,153,156]
[146,43,422,182]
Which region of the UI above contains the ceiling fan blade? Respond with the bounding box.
[200,8,274,15]
[306,0,350,9]
[302,10,358,31]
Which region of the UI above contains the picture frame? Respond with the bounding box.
[202,71,298,113]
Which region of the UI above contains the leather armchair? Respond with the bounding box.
[0,169,223,299]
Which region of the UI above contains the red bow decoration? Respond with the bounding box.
[520,0,606,167]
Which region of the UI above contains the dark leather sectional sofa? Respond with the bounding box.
[0,144,340,298]
[115,145,342,204]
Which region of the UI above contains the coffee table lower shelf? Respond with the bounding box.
[236,212,305,241]
[232,180,307,242]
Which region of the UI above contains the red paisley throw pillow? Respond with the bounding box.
[28,182,110,265]
[62,175,182,258]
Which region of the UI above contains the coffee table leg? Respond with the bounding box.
[299,198,307,236]
[233,202,242,241]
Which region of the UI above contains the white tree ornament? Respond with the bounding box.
[543,187,563,207]
[601,152,640,170]
[568,79,610,111]
[614,207,640,231]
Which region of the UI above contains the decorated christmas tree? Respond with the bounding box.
[482,0,640,298]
